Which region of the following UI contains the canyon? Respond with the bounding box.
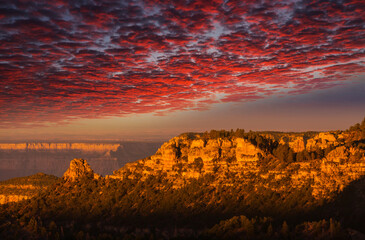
[0,141,162,181]
[2,130,364,205]
[0,122,365,239]
[111,130,365,200]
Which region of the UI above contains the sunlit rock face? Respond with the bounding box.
[63,158,101,181]
[110,131,365,200]
[235,138,262,162]
[273,132,344,153]
[0,143,120,152]
[306,133,341,151]
[111,136,263,182]
[0,194,30,205]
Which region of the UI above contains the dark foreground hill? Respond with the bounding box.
[0,119,365,239]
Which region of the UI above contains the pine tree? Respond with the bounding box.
[281,221,289,238]
[267,223,273,237]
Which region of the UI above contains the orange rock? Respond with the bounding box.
[63,158,101,181]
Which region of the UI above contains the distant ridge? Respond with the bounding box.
[0,173,58,204]
[0,141,162,180]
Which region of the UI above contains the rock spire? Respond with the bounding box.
[63,158,100,181]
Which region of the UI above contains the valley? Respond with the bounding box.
[0,141,162,180]
[0,119,364,239]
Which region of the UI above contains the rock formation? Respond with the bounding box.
[0,194,30,205]
[110,131,365,200]
[111,135,263,181]
[2,129,365,204]
[63,158,101,181]
[0,143,120,152]
[274,132,344,152]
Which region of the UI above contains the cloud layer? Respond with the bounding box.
[0,0,364,127]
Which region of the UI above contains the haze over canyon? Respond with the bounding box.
[0,141,162,181]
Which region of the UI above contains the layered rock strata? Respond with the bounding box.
[63,158,101,181]
[111,132,365,200]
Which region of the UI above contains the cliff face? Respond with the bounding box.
[111,131,365,200]
[274,132,345,152]
[0,194,30,204]
[111,136,262,181]
[0,143,120,152]
[63,158,100,181]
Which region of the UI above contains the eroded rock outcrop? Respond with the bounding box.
[276,132,343,153]
[0,194,29,204]
[63,158,101,181]
[110,131,365,200]
[279,135,306,152]
[306,133,341,151]
[111,136,264,183]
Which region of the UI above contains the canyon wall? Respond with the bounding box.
[0,141,162,180]
[111,131,365,200]
[267,132,346,152]
[0,194,30,205]
[112,136,263,181]
[0,143,120,151]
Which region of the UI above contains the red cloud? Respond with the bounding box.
[0,0,364,127]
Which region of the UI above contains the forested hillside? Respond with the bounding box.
[0,173,58,204]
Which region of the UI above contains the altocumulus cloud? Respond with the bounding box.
[0,0,364,127]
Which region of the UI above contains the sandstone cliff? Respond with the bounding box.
[110,131,365,200]
[0,194,30,205]
[0,143,120,152]
[111,135,263,182]
[272,132,345,152]
[63,158,101,181]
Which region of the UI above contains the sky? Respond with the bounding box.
[0,0,364,141]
